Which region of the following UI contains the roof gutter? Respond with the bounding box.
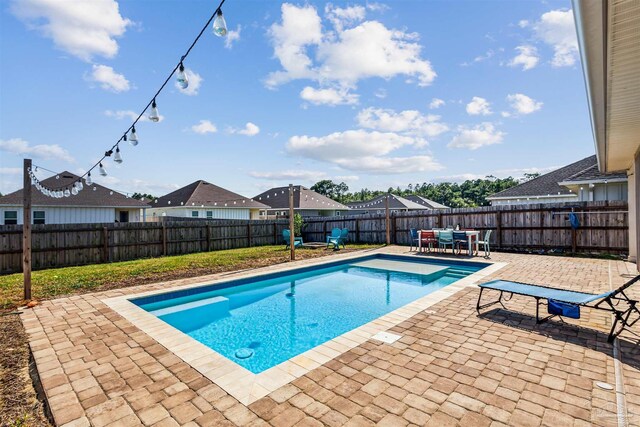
[572,0,608,172]
[487,194,578,201]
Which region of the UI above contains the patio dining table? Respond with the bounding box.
[418,229,480,257]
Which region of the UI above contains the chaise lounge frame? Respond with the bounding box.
[476,275,640,343]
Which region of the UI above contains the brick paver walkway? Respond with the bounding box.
[21,248,640,426]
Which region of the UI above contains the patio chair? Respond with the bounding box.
[325,227,341,244]
[437,230,454,253]
[477,230,492,257]
[283,229,302,249]
[453,231,468,255]
[420,230,438,252]
[409,228,420,251]
[327,228,349,249]
[476,275,640,342]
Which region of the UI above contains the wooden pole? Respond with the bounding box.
[23,159,32,301]
[289,184,295,261]
[385,194,391,245]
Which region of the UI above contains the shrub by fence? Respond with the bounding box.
[0,201,628,274]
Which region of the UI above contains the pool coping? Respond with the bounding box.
[103,250,507,405]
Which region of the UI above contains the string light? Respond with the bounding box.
[30,0,229,198]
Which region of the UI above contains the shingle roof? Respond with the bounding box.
[404,195,449,209]
[346,194,427,210]
[559,164,628,184]
[488,155,597,199]
[153,180,269,209]
[0,171,148,208]
[253,186,350,210]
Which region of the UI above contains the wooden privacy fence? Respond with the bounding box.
[302,201,629,254]
[0,219,289,274]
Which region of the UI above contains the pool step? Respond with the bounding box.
[150,296,229,317]
[446,269,470,278]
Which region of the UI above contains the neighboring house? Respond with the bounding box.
[404,195,449,210]
[0,171,148,225]
[346,194,429,215]
[148,180,269,220]
[486,155,628,206]
[253,186,349,217]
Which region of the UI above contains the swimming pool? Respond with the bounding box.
[132,254,486,374]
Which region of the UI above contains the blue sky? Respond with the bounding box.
[0,0,593,198]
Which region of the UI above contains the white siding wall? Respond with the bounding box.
[0,206,119,225]
[147,207,251,220]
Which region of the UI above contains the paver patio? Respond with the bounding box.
[20,247,640,427]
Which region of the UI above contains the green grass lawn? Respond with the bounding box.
[0,244,380,309]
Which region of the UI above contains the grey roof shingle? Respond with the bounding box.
[559,164,628,183]
[253,186,350,210]
[153,181,269,209]
[404,195,449,209]
[488,155,605,199]
[0,171,148,208]
[346,194,428,210]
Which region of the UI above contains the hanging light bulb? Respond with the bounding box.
[71,186,79,196]
[176,62,189,89]
[99,163,107,176]
[212,10,227,37]
[149,99,160,122]
[76,180,83,191]
[86,172,93,186]
[57,190,63,198]
[129,126,138,146]
[114,147,123,164]
[64,188,71,197]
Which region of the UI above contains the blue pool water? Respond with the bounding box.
[133,255,485,373]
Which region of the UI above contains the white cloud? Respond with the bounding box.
[86,64,130,92]
[104,109,163,123]
[356,108,448,138]
[0,138,75,162]
[508,45,539,71]
[266,3,436,99]
[448,123,505,150]
[325,4,366,31]
[300,86,359,106]
[176,69,202,96]
[374,88,387,99]
[334,155,443,174]
[191,120,217,135]
[231,122,260,136]
[518,19,529,28]
[436,165,558,182]
[10,0,131,61]
[501,111,511,118]
[249,170,327,181]
[0,167,22,175]
[288,130,422,161]
[429,98,445,109]
[225,25,241,49]
[533,9,579,67]
[466,97,492,116]
[507,93,543,115]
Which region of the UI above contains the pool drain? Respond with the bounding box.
[235,348,254,359]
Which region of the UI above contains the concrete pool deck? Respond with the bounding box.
[21,246,640,426]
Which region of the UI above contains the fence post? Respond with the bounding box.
[437,212,442,229]
[247,223,252,247]
[385,195,390,245]
[273,223,277,245]
[355,218,360,243]
[162,224,167,255]
[23,158,32,300]
[102,227,110,262]
[496,211,502,249]
[206,225,211,251]
[392,214,397,244]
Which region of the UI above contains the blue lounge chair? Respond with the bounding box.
[476,276,640,342]
[327,228,349,249]
[437,230,454,253]
[409,228,419,251]
[283,229,302,249]
[326,227,341,244]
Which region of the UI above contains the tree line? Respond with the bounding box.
[310,174,539,208]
